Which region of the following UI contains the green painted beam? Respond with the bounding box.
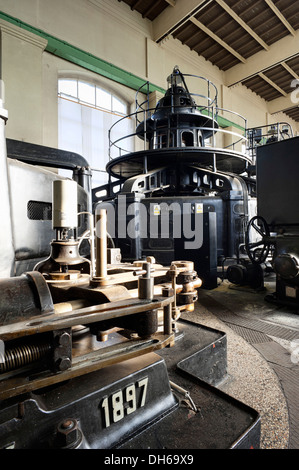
[0,10,245,131]
[0,10,164,94]
[215,114,245,131]
[200,108,245,131]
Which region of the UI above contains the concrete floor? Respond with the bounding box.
[182,275,299,449]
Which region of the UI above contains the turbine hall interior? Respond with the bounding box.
[1,0,299,450]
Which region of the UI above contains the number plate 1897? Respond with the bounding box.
[101,377,148,428]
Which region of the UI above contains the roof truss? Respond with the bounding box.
[119,0,299,121]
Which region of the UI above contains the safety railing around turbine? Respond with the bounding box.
[108,104,248,159]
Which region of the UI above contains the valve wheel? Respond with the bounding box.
[245,216,271,264]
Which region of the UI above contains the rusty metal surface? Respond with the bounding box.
[0,296,174,341]
[0,257,199,408]
[0,272,54,325]
[0,331,175,401]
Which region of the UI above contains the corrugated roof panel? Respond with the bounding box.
[173,22,203,46]
[242,75,283,101]
[118,0,299,120]
[173,20,241,71]
[274,0,299,29]
[193,2,264,59]
[206,48,241,70]
[284,107,299,121]
[119,0,299,109]
[285,57,299,76]
[225,0,292,46]
[263,65,295,94]
[120,0,170,21]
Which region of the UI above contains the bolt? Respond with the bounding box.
[58,332,71,347]
[162,287,174,297]
[56,356,71,371]
[60,419,74,430]
[56,419,81,448]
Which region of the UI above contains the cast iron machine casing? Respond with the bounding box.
[0,176,201,448]
[0,121,205,447]
[226,122,293,289]
[93,67,257,289]
[0,73,261,449]
[245,136,299,306]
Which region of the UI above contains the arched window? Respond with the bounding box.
[58,78,133,187]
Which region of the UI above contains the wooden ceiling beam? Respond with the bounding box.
[225,30,299,86]
[152,0,212,42]
[214,0,269,51]
[264,0,296,36]
[258,72,287,96]
[130,0,143,11]
[190,16,246,63]
[281,61,299,80]
[165,0,176,6]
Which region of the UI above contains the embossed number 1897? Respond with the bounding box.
[101,377,148,428]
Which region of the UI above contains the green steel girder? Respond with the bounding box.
[0,11,163,94]
[0,10,245,131]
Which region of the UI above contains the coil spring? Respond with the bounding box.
[0,342,52,374]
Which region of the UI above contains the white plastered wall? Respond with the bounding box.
[0,18,47,144]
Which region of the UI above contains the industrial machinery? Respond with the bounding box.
[244,134,299,307]
[226,122,293,290]
[93,67,257,290]
[0,75,260,449]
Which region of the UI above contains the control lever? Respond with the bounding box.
[133,261,154,300]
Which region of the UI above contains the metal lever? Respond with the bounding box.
[169,381,199,413]
[134,262,154,300]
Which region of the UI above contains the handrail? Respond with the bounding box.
[108,69,249,161]
[246,122,293,162]
[108,104,248,160]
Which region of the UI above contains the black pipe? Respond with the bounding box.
[6,139,92,200]
[6,139,90,171]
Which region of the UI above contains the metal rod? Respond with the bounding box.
[95,209,107,279]
[78,211,95,277]
[163,304,172,335]
[169,381,198,412]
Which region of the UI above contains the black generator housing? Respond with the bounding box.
[93,67,256,289]
[256,136,299,306]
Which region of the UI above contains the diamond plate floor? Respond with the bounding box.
[184,275,299,449]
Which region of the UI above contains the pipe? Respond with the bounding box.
[6,139,90,171]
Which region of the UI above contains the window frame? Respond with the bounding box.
[58,78,128,116]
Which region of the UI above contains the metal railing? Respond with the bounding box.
[108,71,248,160]
[108,104,248,159]
[246,122,293,162]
